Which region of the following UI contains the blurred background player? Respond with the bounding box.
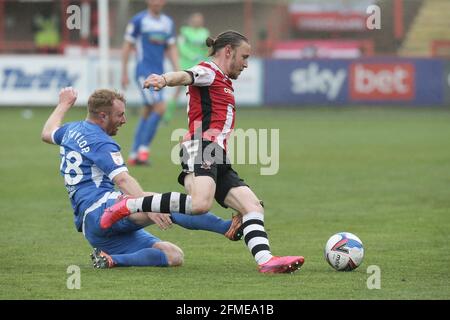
[41,87,243,269]
[121,0,179,166]
[163,12,210,124]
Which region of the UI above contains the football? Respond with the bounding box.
[324,232,364,271]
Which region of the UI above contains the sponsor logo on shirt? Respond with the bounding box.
[224,88,234,95]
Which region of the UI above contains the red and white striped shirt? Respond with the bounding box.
[184,61,235,151]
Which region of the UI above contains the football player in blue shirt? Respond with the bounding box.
[41,87,242,268]
[121,0,178,165]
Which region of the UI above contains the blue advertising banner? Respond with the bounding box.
[264,59,349,105]
[413,59,444,105]
[444,61,450,105]
[264,58,444,106]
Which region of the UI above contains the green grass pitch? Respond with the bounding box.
[0,106,449,299]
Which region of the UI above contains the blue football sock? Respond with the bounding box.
[171,212,231,235]
[111,248,168,267]
[142,112,161,147]
[131,117,147,155]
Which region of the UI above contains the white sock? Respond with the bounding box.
[126,198,144,213]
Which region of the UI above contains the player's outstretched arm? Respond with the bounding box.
[143,71,192,91]
[41,87,78,144]
[113,171,146,197]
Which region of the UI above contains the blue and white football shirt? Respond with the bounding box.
[125,11,176,77]
[52,121,128,232]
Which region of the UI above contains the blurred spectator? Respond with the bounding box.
[33,13,60,53]
[164,12,210,124]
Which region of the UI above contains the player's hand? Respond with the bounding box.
[58,87,78,108]
[143,74,166,91]
[121,74,129,89]
[147,212,173,230]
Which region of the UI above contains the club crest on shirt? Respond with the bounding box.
[200,160,213,170]
[110,152,124,166]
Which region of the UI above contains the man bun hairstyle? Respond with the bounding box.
[205,37,215,47]
[206,30,248,56]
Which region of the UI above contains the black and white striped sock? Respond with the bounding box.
[242,212,273,265]
[126,193,192,214]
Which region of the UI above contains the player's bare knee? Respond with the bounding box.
[155,109,166,116]
[172,249,184,267]
[191,199,212,214]
[154,242,184,267]
[177,248,185,265]
[244,199,264,214]
[256,200,265,214]
[142,106,152,118]
[167,247,184,266]
[154,103,166,115]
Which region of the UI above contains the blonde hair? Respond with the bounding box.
[88,89,126,115]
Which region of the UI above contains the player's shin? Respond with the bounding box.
[128,192,193,214]
[170,212,230,234]
[100,192,193,229]
[111,248,168,267]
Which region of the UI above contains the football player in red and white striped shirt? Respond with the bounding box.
[144,31,304,273]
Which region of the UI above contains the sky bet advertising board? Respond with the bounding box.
[264,59,349,105]
[264,58,444,106]
[444,60,450,105]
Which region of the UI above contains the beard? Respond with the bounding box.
[229,61,240,79]
[107,125,119,136]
